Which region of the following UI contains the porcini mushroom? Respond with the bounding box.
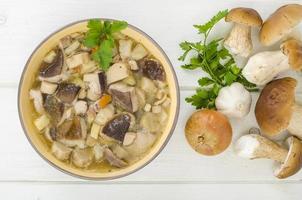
[224,7,262,57]
[255,77,302,139]
[260,4,302,46]
[242,38,302,85]
[235,134,302,179]
[185,109,232,156]
[215,82,252,118]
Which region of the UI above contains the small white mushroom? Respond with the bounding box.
[119,39,132,60]
[131,43,148,60]
[215,82,252,118]
[29,89,44,114]
[74,100,87,114]
[40,81,58,94]
[51,141,72,161]
[106,62,129,85]
[235,134,302,179]
[224,8,262,57]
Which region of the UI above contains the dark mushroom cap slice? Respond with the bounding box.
[139,59,166,81]
[255,77,297,137]
[43,95,64,124]
[102,114,131,142]
[56,83,81,104]
[39,49,64,78]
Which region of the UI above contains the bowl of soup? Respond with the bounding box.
[18,19,179,180]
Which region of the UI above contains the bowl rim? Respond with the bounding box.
[17,18,180,180]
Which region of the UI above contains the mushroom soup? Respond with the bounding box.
[29,31,171,170]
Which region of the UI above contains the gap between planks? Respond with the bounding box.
[0,180,302,185]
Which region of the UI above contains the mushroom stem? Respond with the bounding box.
[224,24,252,57]
[288,103,302,139]
[242,51,289,85]
[235,134,288,162]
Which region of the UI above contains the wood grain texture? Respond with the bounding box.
[1,0,302,199]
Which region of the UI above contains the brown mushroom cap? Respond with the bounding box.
[185,109,232,156]
[281,38,302,71]
[255,77,297,137]
[260,4,302,46]
[225,7,263,27]
[274,136,302,179]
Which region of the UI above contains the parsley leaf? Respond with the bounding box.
[83,19,128,71]
[193,10,228,34]
[179,10,258,109]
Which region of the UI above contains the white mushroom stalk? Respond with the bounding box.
[242,39,302,86]
[242,51,289,85]
[224,24,252,57]
[215,82,252,118]
[235,134,302,179]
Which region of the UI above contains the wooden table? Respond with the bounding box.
[1,0,302,199]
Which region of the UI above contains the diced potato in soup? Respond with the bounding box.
[29,29,171,171]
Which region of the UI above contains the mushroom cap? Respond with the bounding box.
[185,109,232,156]
[255,77,297,137]
[225,7,263,27]
[274,136,302,179]
[260,4,302,46]
[281,38,302,71]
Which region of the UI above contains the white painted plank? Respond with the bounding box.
[1,182,302,200]
[2,87,302,181]
[0,0,301,86]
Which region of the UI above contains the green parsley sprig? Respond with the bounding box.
[83,19,128,71]
[179,10,257,109]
